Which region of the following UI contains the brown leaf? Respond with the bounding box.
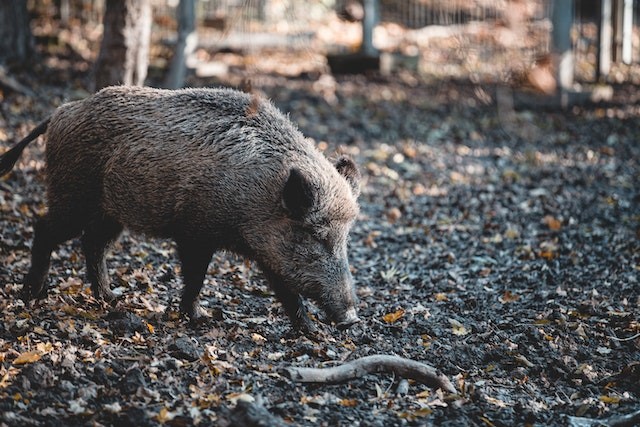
[542,215,562,231]
[382,308,405,323]
[156,407,175,423]
[386,207,402,223]
[538,240,558,260]
[599,395,621,404]
[338,398,358,407]
[398,408,432,420]
[251,333,266,345]
[434,292,448,302]
[499,290,519,303]
[13,350,42,365]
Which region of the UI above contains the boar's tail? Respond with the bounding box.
[0,118,50,177]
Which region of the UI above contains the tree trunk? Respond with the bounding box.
[0,1,33,65]
[94,0,151,90]
[164,0,197,89]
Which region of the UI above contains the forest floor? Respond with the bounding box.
[1,41,639,426]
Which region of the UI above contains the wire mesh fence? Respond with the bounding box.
[25,0,640,84]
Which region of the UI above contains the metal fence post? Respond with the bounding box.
[362,0,379,56]
[553,0,574,93]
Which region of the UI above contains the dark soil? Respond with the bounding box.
[1,57,639,427]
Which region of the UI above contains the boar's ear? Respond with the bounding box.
[335,156,361,197]
[283,168,315,220]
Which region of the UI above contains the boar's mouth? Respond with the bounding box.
[333,307,361,329]
[259,265,360,329]
[314,289,360,329]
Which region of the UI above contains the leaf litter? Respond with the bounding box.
[0,50,639,427]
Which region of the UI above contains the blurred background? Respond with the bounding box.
[4,0,640,92]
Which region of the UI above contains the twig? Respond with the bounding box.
[606,408,640,427]
[609,332,640,342]
[283,354,456,393]
[568,408,640,427]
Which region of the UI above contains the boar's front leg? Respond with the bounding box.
[262,269,317,335]
[81,216,123,302]
[176,240,214,319]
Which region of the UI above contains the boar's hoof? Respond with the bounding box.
[96,289,117,304]
[294,316,319,337]
[181,304,208,324]
[21,283,48,302]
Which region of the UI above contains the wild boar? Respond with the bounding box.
[0,86,362,333]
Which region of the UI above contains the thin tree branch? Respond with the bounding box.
[283,354,456,393]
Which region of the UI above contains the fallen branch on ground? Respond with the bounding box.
[283,354,456,393]
[568,408,640,427]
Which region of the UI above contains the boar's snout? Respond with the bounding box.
[319,270,360,329]
[335,307,361,330]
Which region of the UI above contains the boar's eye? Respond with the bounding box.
[282,168,315,220]
[310,230,336,253]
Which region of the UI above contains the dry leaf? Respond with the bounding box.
[504,227,520,239]
[449,318,469,336]
[103,402,122,413]
[382,308,405,323]
[434,292,448,302]
[386,207,402,223]
[156,407,175,423]
[36,342,53,353]
[33,326,47,335]
[538,240,558,260]
[398,408,432,420]
[499,290,519,303]
[480,415,497,427]
[267,352,284,361]
[416,390,431,398]
[338,398,358,407]
[251,333,267,345]
[0,368,19,389]
[485,396,507,407]
[13,351,42,365]
[599,395,621,404]
[542,215,562,231]
[226,393,254,404]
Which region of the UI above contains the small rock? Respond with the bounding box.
[116,406,153,427]
[396,379,410,396]
[21,363,56,390]
[229,398,287,427]
[91,363,115,385]
[107,311,146,335]
[170,337,200,362]
[118,368,146,395]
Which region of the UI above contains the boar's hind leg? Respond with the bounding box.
[23,213,83,301]
[263,270,317,335]
[81,217,123,302]
[176,240,214,319]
